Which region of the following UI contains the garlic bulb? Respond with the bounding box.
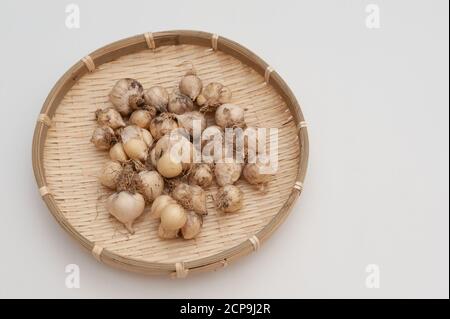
[156,152,183,178]
[201,125,224,147]
[167,91,194,114]
[109,142,128,162]
[243,157,274,191]
[215,104,246,129]
[106,191,145,233]
[181,212,203,239]
[189,164,213,188]
[215,185,243,213]
[214,161,243,186]
[144,86,169,112]
[136,170,164,202]
[91,126,116,150]
[172,183,207,215]
[95,107,125,129]
[150,195,176,219]
[160,203,187,230]
[158,224,178,239]
[99,160,123,189]
[121,125,150,161]
[197,82,232,112]
[109,78,145,116]
[176,111,206,137]
[235,126,261,160]
[129,109,153,128]
[149,112,179,140]
[179,73,202,100]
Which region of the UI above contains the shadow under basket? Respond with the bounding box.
[32,30,309,278]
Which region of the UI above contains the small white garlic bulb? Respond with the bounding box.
[176,111,206,137]
[156,152,183,178]
[197,82,232,111]
[91,126,116,150]
[215,104,246,129]
[144,86,169,112]
[129,109,153,128]
[215,185,243,213]
[121,125,150,161]
[95,107,126,129]
[172,183,207,215]
[150,195,176,219]
[167,91,194,115]
[99,160,123,189]
[106,191,145,233]
[149,112,179,140]
[109,78,145,116]
[188,164,213,188]
[179,73,203,100]
[243,157,274,192]
[181,212,203,239]
[160,203,187,230]
[109,142,128,162]
[136,170,164,202]
[214,161,243,187]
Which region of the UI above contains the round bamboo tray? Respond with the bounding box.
[32,30,309,278]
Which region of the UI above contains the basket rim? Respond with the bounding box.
[32,30,309,277]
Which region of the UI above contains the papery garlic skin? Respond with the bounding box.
[167,92,194,115]
[181,212,203,239]
[179,74,203,100]
[91,126,116,150]
[99,160,123,189]
[95,107,126,129]
[109,142,129,162]
[109,78,145,116]
[144,86,169,112]
[150,195,176,219]
[215,185,243,213]
[129,109,153,128]
[160,203,187,230]
[137,170,164,202]
[215,104,246,129]
[106,191,145,233]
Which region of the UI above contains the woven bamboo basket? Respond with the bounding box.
[32,30,309,278]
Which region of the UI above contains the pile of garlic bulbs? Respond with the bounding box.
[91,69,274,239]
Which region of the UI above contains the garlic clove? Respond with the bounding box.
[215,185,243,213]
[179,74,203,100]
[95,107,126,129]
[109,78,144,116]
[129,109,153,128]
[215,104,246,129]
[91,126,116,150]
[167,91,194,115]
[214,161,243,187]
[181,212,203,239]
[156,152,183,178]
[109,142,129,162]
[150,195,176,219]
[99,160,123,189]
[137,170,164,202]
[106,191,145,234]
[149,112,179,140]
[160,203,187,230]
[144,86,169,112]
[175,111,207,137]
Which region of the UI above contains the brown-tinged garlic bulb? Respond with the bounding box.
[160,203,187,230]
[179,72,203,100]
[121,125,149,161]
[106,191,145,233]
[197,82,232,112]
[189,164,213,188]
[149,112,179,140]
[109,142,128,162]
[95,107,126,129]
[215,104,246,129]
[243,157,274,192]
[99,160,123,189]
[167,91,194,115]
[129,109,153,128]
[172,183,207,215]
[176,111,206,137]
[144,86,169,112]
[215,185,243,213]
[150,195,176,219]
[109,78,145,116]
[158,224,178,239]
[201,125,224,147]
[136,170,164,202]
[91,126,116,150]
[156,151,183,178]
[214,160,243,186]
[181,212,203,239]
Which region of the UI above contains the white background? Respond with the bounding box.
[0,0,448,298]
